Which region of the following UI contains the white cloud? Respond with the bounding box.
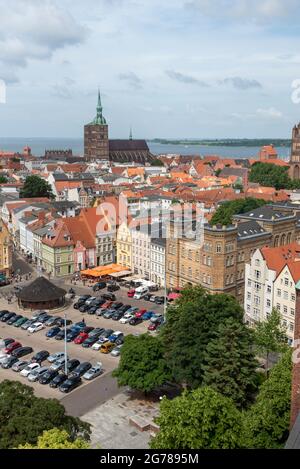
[256,107,283,119]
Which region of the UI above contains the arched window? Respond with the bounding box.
[281,233,286,246]
[274,235,279,247]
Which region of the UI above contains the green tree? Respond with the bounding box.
[19,428,89,449]
[210,197,268,226]
[254,308,288,373]
[113,334,171,393]
[215,168,222,177]
[202,318,259,407]
[151,158,164,167]
[150,387,242,449]
[0,175,8,183]
[0,381,90,449]
[161,286,244,388]
[20,175,54,199]
[242,349,292,448]
[249,161,300,190]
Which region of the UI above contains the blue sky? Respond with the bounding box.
[0,0,300,139]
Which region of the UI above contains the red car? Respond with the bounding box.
[4,341,22,354]
[127,289,135,298]
[102,300,112,309]
[74,332,89,344]
[135,309,147,318]
[148,322,159,331]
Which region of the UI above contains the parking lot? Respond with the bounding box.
[0,283,164,414]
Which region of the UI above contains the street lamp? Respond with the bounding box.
[64,312,68,376]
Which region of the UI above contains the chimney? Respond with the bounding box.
[290,281,300,429]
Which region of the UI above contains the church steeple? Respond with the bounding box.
[91,89,107,125]
[129,126,133,140]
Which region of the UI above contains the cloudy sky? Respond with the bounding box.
[1,0,300,139]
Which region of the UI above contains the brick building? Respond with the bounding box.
[289,122,300,180]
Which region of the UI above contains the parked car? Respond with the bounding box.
[108,331,124,343]
[93,282,106,291]
[135,309,147,318]
[31,350,49,363]
[46,326,61,338]
[86,305,98,315]
[82,335,99,348]
[7,314,23,325]
[21,319,36,330]
[11,360,29,372]
[124,306,139,315]
[118,304,131,314]
[148,321,160,331]
[55,328,71,340]
[1,337,14,347]
[73,295,91,309]
[71,361,92,378]
[39,369,59,385]
[83,362,103,380]
[28,322,45,333]
[85,296,97,306]
[142,311,156,320]
[0,310,10,319]
[101,293,116,301]
[12,346,33,358]
[107,284,120,292]
[119,313,135,324]
[79,303,91,313]
[49,373,67,388]
[28,366,49,382]
[127,289,135,298]
[50,356,68,372]
[59,375,82,393]
[0,353,9,364]
[88,327,105,338]
[133,286,148,299]
[74,332,89,344]
[111,345,123,357]
[31,310,47,321]
[103,309,117,319]
[100,342,115,354]
[56,318,72,327]
[45,316,61,327]
[143,293,153,301]
[38,314,52,324]
[129,317,143,326]
[4,341,22,354]
[112,310,124,321]
[67,359,80,373]
[48,351,67,363]
[14,316,28,328]
[1,312,16,322]
[1,356,19,369]
[150,314,164,323]
[149,295,156,302]
[66,329,80,342]
[20,362,40,377]
[154,296,165,305]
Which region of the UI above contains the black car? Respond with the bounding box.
[107,284,120,292]
[56,318,73,327]
[111,302,123,309]
[39,369,59,384]
[1,356,18,369]
[155,296,165,304]
[99,328,114,339]
[45,316,61,327]
[88,327,105,338]
[112,310,124,321]
[12,346,33,358]
[79,303,90,313]
[59,375,82,393]
[87,305,98,315]
[93,282,106,292]
[1,312,16,322]
[129,317,143,326]
[71,361,92,378]
[81,336,99,348]
[73,295,91,309]
[118,304,131,314]
[49,373,68,388]
[0,310,9,319]
[7,314,22,325]
[31,350,50,363]
[143,294,153,301]
[101,293,116,301]
[55,328,72,340]
[66,330,80,342]
[2,337,14,347]
[38,314,52,324]
[67,359,80,372]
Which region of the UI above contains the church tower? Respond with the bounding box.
[289,123,300,180]
[84,90,109,161]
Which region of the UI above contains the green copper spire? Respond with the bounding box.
[90,89,107,125]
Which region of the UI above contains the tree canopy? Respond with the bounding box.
[0,380,90,449]
[20,175,54,199]
[210,197,268,226]
[113,334,171,393]
[150,387,243,449]
[249,162,300,190]
[0,175,8,184]
[161,286,244,388]
[202,318,259,407]
[19,428,89,449]
[151,158,164,167]
[241,349,292,448]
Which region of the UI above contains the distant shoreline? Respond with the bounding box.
[149,139,291,147]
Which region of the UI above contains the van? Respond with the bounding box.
[133,286,148,299]
[100,342,115,354]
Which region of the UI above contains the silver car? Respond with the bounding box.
[48,352,68,363]
[83,363,103,380]
[111,345,123,357]
[28,366,49,382]
[50,356,68,371]
[12,360,29,372]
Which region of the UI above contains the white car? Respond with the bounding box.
[48,351,67,363]
[27,366,49,382]
[0,352,8,363]
[85,297,97,306]
[119,313,134,324]
[83,362,103,380]
[20,362,40,377]
[92,339,109,351]
[28,322,44,333]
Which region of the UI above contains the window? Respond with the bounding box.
[277,289,281,297]
[282,320,287,328]
[255,270,260,280]
[207,256,212,266]
[291,294,296,302]
[267,285,271,293]
[290,308,295,316]
[276,303,281,312]
[216,244,222,253]
[247,292,251,300]
[255,259,260,267]
[247,304,250,312]
[254,282,261,291]
[266,299,271,307]
[188,267,192,277]
[283,291,288,300]
[283,305,288,314]
[290,323,294,332]
[254,296,260,305]
[284,278,289,286]
[248,279,251,287]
